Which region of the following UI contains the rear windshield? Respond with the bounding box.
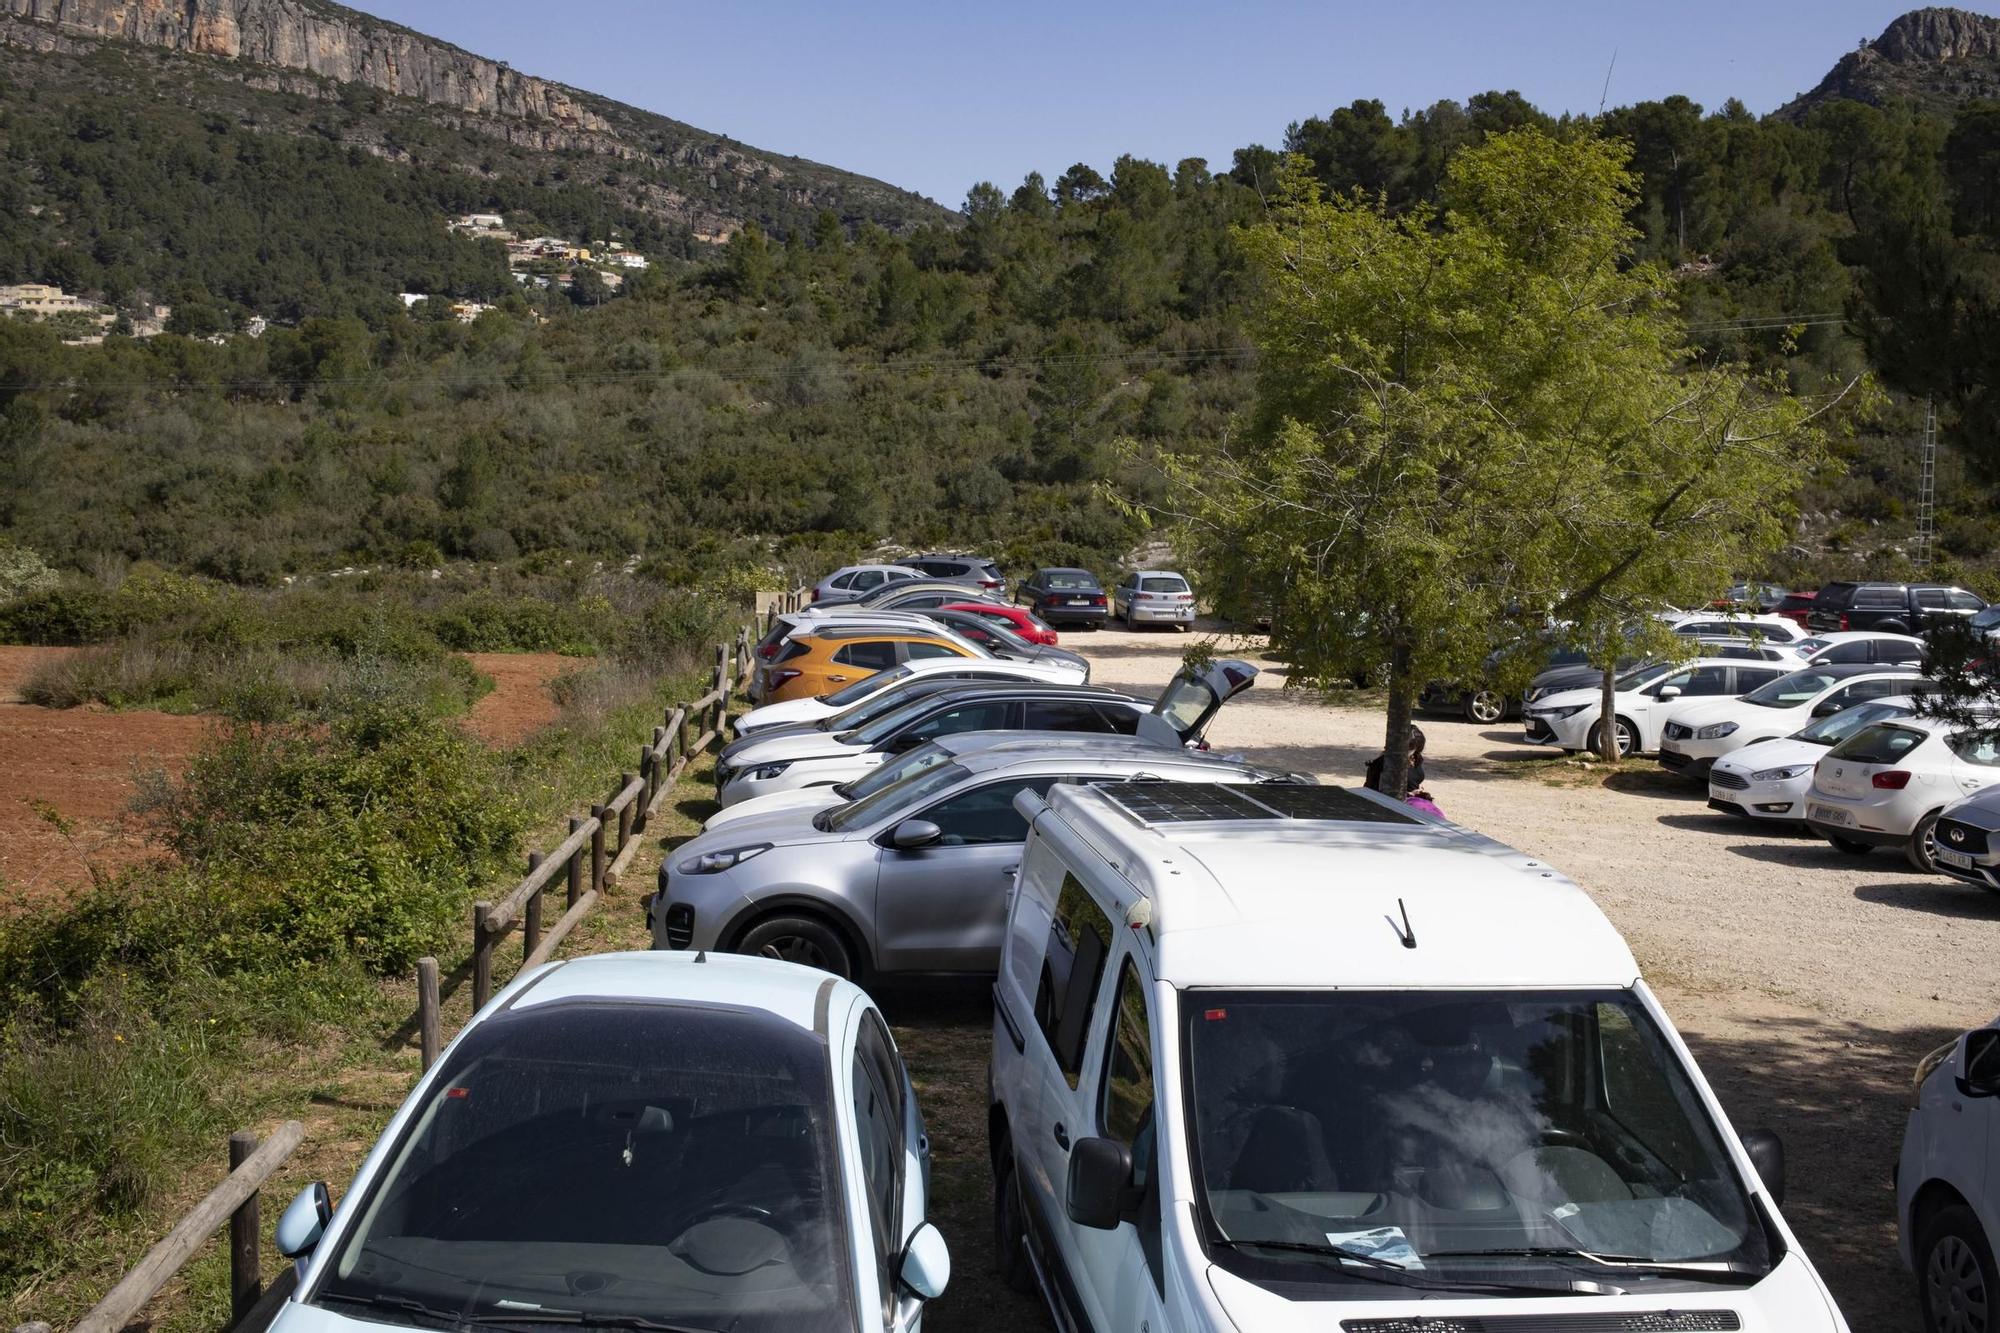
[1141,576,1189,593]
[1043,572,1097,590]
[1828,723,1929,766]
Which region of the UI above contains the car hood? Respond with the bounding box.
[1666,698,1755,729]
[1528,686,1606,711]
[718,731,862,769]
[704,785,846,831]
[1712,737,1827,775]
[676,803,853,858]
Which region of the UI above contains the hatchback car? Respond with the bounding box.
[1935,784,2000,892]
[1657,663,1928,779]
[903,553,1008,598]
[1017,569,1108,628]
[268,951,949,1333]
[1111,570,1197,630]
[812,563,923,606]
[1804,716,2000,869]
[1706,696,1924,825]
[760,627,981,705]
[1897,1015,2000,1332]
[939,601,1058,646]
[734,657,1088,737]
[653,744,1302,979]
[1522,658,1790,757]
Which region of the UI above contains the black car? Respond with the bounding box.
[904,553,1008,598]
[1807,581,1987,634]
[1017,568,1108,629]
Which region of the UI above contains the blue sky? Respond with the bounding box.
[358,2,1992,208]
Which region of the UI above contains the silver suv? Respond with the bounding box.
[650,737,1311,979]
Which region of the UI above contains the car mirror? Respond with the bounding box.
[1811,700,1844,717]
[1740,1128,1785,1206]
[1957,1029,2000,1098]
[1065,1136,1136,1231]
[897,1220,951,1301]
[1656,685,1682,701]
[890,819,942,850]
[275,1180,332,1260]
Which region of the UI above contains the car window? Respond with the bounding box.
[1856,587,1904,608]
[1949,732,2000,768]
[904,639,961,661]
[895,699,1014,746]
[1916,588,1946,609]
[1875,640,1927,663]
[833,640,900,671]
[829,572,855,591]
[1841,678,1920,707]
[1045,573,1095,590]
[1736,668,1784,691]
[1140,576,1188,593]
[1949,590,1986,611]
[920,776,1057,846]
[850,1014,904,1322]
[1817,641,1871,664]
[1682,666,1733,696]
[1099,959,1163,1288]
[854,570,886,591]
[898,593,949,608]
[1034,873,1115,1088]
[1024,699,1121,733]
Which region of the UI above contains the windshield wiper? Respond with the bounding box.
[318,1293,484,1330]
[1210,1238,1570,1295]
[471,1312,722,1333]
[1422,1247,1760,1285]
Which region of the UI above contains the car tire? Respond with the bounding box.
[1908,810,1945,873]
[1827,834,1874,856]
[1917,1202,1995,1333]
[1588,717,1636,758]
[734,913,856,980]
[992,1141,1038,1295]
[1463,689,1507,725]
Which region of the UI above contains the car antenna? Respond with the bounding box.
[694,950,707,964]
[1391,898,1417,950]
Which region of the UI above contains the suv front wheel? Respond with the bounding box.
[734,913,856,979]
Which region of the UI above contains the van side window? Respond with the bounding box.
[1033,873,1115,1087]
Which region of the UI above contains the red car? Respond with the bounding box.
[1770,590,1817,630]
[939,600,1060,646]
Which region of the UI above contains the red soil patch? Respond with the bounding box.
[461,652,583,747]
[0,699,207,906]
[0,643,75,702]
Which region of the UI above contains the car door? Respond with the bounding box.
[828,639,901,688]
[872,775,1059,973]
[1134,659,1258,747]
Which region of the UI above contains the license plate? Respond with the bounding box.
[1809,802,1851,826]
[1937,847,1975,870]
[1708,785,1731,802]
[1069,598,1091,605]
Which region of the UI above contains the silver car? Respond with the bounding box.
[810,562,923,606]
[1112,569,1197,629]
[650,738,1311,979]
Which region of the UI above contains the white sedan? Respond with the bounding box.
[1804,716,2000,870]
[267,951,949,1333]
[1705,696,1923,825]
[1521,657,1790,757]
[1656,663,1928,779]
[734,656,1087,736]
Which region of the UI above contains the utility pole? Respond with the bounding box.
[1914,395,1937,572]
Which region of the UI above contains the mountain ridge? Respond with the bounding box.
[1778,5,2000,119]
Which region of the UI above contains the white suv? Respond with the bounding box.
[1897,1015,1999,1332]
[987,781,1848,1329]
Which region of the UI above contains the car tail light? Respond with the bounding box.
[1091,594,1106,606]
[980,578,1001,589]
[1839,612,1850,631]
[1871,770,1912,789]
[811,587,821,602]
[758,642,779,659]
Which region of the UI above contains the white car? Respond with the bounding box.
[1935,784,2000,892]
[1522,657,1790,757]
[1657,663,1929,779]
[1705,696,1924,825]
[1665,610,1808,644]
[735,656,1088,737]
[1804,716,2000,870]
[1795,630,1929,667]
[989,780,1847,1330]
[1896,1014,1999,1332]
[268,951,950,1333]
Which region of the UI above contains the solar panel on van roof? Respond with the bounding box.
[1105,782,1418,826]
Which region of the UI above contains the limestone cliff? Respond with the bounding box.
[1779,7,2000,119]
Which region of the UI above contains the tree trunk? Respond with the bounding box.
[1381,640,1415,798]
[1597,663,1620,763]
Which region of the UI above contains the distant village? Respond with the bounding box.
[2,211,651,344]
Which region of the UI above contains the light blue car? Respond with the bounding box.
[269,951,949,1333]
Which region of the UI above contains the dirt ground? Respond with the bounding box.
[461,651,580,746]
[1053,620,1998,1331]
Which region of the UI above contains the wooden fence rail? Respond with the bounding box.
[28,589,809,1333]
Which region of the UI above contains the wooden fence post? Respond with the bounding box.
[589,806,608,892]
[632,743,653,832]
[616,773,636,851]
[566,818,584,908]
[523,852,544,960]
[472,901,493,1011]
[417,957,440,1071]
[227,1131,260,1325]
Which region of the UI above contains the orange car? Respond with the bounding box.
[761,627,978,704]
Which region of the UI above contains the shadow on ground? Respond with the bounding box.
[1854,878,2000,920]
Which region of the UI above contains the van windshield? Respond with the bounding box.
[1183,989,1772,1292]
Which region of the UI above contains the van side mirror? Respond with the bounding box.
[897,1221,951,1301]
[1066,1136,1136,1230]
[891,819,942,850]
[275,1181,332,1259]
[1957,1029,2000,1098]
[1741,1129,1785,1206]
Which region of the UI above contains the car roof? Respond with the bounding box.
[795,625,960,644]
[491,950,857,1035]
[1031,783,1638,989]
[1775,662,1923,680]
[1806,630,1924,642]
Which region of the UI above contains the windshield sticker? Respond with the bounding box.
[1323,1226,1423,1270]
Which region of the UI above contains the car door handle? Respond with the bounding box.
[1001,864,1020,877]
[1052,1123,1070,1150]
[826,675,848,683]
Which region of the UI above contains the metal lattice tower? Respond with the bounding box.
[1914,396,1937,572]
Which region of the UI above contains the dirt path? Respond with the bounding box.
[461,651,581,746]
[1078,621,2000,1330]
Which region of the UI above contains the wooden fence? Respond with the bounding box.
[19,589,808,1333]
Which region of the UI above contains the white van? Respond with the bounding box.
[987,782,1850,1329]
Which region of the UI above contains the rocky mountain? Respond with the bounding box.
[0,0,947,242]
[1778,6,2000,119]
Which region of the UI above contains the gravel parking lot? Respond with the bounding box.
[1045,621,1998,1330]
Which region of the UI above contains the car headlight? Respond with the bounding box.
[1694,721,1739,740]
[676,844,773,875]
[1912,1038,1958,1108]
[748,761,791,781]
[1750,763,1813,782]
[1537,704,1589,720]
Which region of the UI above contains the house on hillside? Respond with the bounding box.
[606,250,649,269]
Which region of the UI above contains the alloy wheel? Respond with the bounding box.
[1927,1233,1990,1333]
[1465,689,1505,725]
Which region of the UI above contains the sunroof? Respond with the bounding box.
[1105,782,1418,826]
